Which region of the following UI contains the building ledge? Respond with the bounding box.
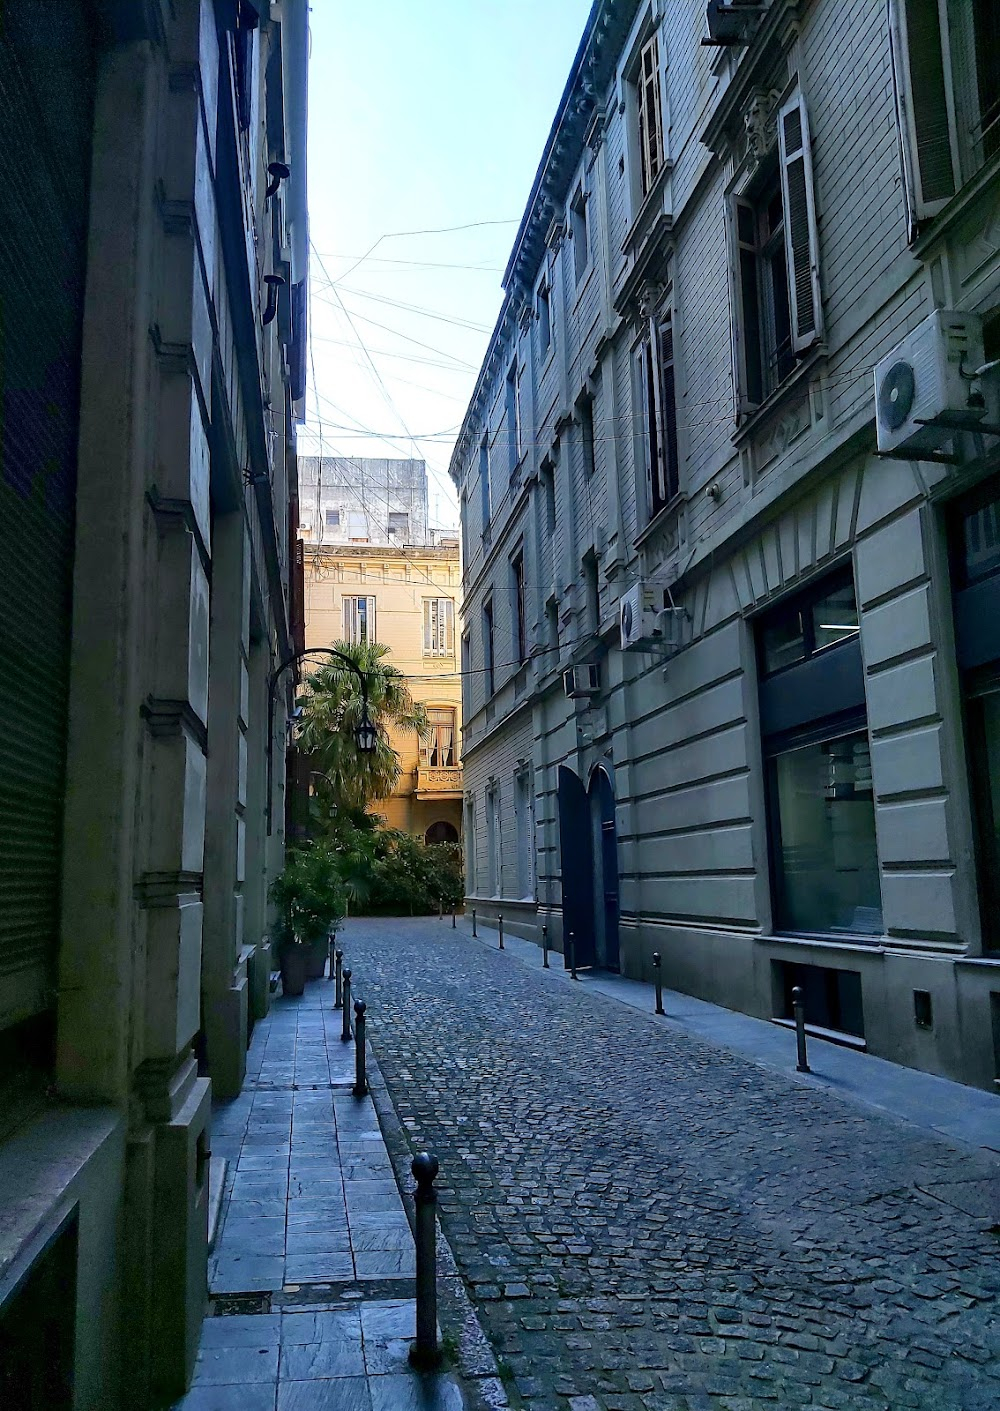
[414,766,463,798]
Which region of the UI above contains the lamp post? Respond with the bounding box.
[266,646,377,834]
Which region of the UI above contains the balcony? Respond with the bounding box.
[415,766,463,798]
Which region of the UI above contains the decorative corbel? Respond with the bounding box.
[744,86,781,167]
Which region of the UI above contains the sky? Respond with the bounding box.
[301,0,592,534]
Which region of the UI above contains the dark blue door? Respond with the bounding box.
[590,767,620,972]
[557,766,595,968]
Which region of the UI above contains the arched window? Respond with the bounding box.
[425,821,458,846]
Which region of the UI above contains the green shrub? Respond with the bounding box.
[317,813,464,916]
[269,842,347,950]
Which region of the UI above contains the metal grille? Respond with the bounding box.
[0,2,94,1027]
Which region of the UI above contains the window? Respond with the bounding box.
[461,630,471,710]
[342,595,376,645]
[464,795,476,894]
[232,0,259,132]
[348,510,368,541]
[636,31,665,199]
[757,569,882,938]
[486,783,502,895]
[387,511,409,538]
[890,0,1000,223]
[546,596,560,654]
[634,306,679,518]
[579,393,596,480]
[423,597,455,656]
[511,553,527,664]
[536,279,551,357]
[421,708,457,767]
[479,436,491,534]
[483,598,495,696]
[570,186,589,283]
[728,91,822,416]
[325,508,341,529]
[515,767,535,899]
[506,360,522,476]
[540,457,556,534]
[583,551,599,635]
[950,475,1000,950]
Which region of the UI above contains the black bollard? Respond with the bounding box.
[327,933,335,980]
[542,923,549,968]
[568,930,578,980]
[409,1152,441,1370]
[498,914,504,949]
[353,1001,368,1096]
[472,908,477,938]
[792,985,810,1073]
[653,952,665,1015]
[341,970,352,1043]
[334,949,344,1009]
[452,906,456,929]
[438,901,443,921]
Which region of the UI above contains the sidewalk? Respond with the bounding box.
[465,919,1000,1162]
[171,971,496,1411]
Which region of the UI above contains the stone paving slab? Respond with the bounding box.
[170,973,492,1411]
[340,915,1000,1411]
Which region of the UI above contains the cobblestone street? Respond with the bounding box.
[341,917,1000,1411]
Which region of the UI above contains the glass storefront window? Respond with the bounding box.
[771,731,882,936]
[761,608,806,675]
[758,569,858,678]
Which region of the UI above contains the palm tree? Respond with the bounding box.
[295,640,427,811]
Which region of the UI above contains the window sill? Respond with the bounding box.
[759,931,885,956]
[732,347,825,449]
[912,151,1000,260]
[634,491,684,549]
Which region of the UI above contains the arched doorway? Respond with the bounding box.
[557,766,595,968]
[425,820,458,845]
[588,766,620,972]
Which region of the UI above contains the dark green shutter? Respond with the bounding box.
[0,3,95,1029]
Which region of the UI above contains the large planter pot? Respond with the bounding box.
[305,936,329,981]
[280,944,309,997]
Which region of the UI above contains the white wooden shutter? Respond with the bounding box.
[343,597,356,642]
[777,91,824,353]
[423,599,433,654]
[726,192,757,418]
[442,599,454,652]
[638,32,664,197]
[364,596,375,642]
[889,0,959,221]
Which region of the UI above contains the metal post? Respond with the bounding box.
[353,1001,368,1096]
[568,930,578,980]
[472,908,477,938]
[438,901,443,920]
[542,923,549,968]
[409,1152,440,1370]
[341,970,352,1043]
[498,914,504,949]
[334,949,343,1009]
[452,906,456,928]
[327,933,335,980]
[792,985,810,1073]
[653,952,665,1015]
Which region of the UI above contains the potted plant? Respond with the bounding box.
[269,845,346,997]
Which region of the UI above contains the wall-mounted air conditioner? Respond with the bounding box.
[563,663,601,698]
[874,310,986,456]
[619,582,661,652]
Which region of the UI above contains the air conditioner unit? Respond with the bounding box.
[874,310,986,456]
[619,582,661,652]
[563,663,601,699]
[705,0,764,45]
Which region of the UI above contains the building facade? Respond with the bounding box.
[298,454,431,550]
[303,533,463,842]
[451,0,1000,1092]
[0,1,307,1404]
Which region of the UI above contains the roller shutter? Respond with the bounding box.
[0,3,95,1029]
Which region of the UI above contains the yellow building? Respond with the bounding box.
[303,541,463,841]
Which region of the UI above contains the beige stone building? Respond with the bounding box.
[0,2,306,1404]
[303,539,464,842]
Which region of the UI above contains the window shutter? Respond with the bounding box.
[777,92,824,353]
[423,600,432,654]
[639,33,664,196]
[656,316,679,503]
[890,0,958,221]
[366,596,376,642]
[343,597,354,642]
[726,193,757,417]
[443,599,454,652]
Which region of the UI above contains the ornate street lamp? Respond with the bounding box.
[355,712,378,756]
